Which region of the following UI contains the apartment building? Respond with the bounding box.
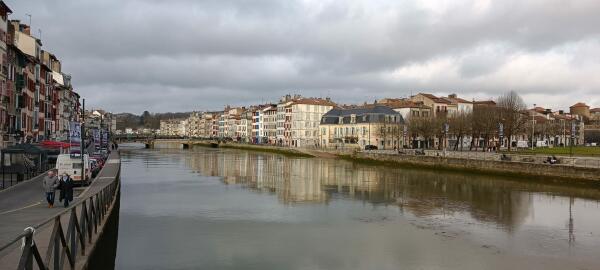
[410,93,451,117]
[320,105,404,149]
[262,105,277,144]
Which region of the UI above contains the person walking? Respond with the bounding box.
[59,173,74,208]
[42,170,59,208]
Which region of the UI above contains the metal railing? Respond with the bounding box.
[1,163,54,190]
[0,170,120,270]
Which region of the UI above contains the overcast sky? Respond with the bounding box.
[7,0,600,114]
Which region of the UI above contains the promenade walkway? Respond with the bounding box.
[0,151,121,262]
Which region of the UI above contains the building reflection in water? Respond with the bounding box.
[178,147,599,232]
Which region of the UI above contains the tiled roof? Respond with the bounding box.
[473,100,496,106]
[290,98,336,106]
[418,93,451,104]
[384,100,430,109]
[570,102,589,108]
[590,108,600,113]
[442,96,472,104]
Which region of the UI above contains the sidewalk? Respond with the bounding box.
[0,151,121,249]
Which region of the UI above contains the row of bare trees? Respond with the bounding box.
[404,91,572,151]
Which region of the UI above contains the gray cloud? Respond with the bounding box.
[6,0,600,113]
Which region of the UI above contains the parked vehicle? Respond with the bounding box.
[365,145,378,150]
[516,141,529,148]
[90,159,101,178]
[56,154,92,186]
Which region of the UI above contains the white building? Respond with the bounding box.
[262,105,278,144]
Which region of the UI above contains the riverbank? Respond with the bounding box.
[341,152,600,185]
[190,142,600,184]
[505,146,600,157]
[192,142,316,158]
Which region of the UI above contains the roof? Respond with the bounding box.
[443,96,472,104]
[416,93,451,104]
[321,105,404,125]
[590,108,600,113]
[290,98,336,107]
[0,1,12,14]
[570,102,589,108]
[473,100,496,106]
[384,100,430,109]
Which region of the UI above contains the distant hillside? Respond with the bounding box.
[116,111,192,130]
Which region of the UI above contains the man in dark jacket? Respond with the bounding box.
[59,173,74,207]
[42,170,59,208]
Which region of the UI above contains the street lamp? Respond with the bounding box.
[531,104,536,150]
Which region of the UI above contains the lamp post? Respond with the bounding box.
[80,99,85,183]
[443,122,449,156]
[531,104,536,150]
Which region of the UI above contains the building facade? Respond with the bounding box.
[320,105,404,149]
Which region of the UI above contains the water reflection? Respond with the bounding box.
[182,148,599,232]
[116,145,600,270]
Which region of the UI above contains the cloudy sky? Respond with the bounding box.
[7,0,600,114]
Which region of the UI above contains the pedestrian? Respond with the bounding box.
[59,173,74,208]
[42,170,59,208]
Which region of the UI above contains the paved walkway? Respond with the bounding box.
[0,151,121,249]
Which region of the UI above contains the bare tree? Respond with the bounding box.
[407,116,436,149]
[449,111,472,151]
[497,91,528,150]
[471,105,498,151]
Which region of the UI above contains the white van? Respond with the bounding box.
[56,154,92,185]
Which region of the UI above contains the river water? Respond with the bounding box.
[114,144,600,270]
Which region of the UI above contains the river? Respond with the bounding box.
[114,144,600,270]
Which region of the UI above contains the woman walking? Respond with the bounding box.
[59,173,74,208]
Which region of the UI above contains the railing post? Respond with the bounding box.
[54,223,60,270]
[17,228,34,270]
[80,200,87,245]
[68,210,77,269]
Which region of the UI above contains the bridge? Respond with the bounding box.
[113,135,188,148]
[0,151,121,270]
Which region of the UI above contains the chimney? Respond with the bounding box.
[448,94,457,99]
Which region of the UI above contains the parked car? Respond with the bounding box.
[365,145,378,150]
